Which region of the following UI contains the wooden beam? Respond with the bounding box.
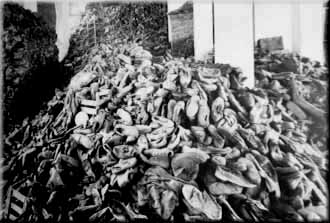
[214,2,255,88]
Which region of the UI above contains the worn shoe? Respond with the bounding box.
[197,100,210,128]
[182,184,222,220]
[171,149,208,181]
[111,157,138,174]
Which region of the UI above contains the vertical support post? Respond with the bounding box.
[214,1,255,88]
[193,0,214,61]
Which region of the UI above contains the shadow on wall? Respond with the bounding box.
[3,2,89,133]
[37,2,56,30]
[2,3,61,134]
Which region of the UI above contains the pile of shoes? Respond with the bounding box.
[64,2,169,77]
[255,47,328,152]
[2,40,328,222]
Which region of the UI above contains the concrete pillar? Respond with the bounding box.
[193,0,213,61]
[214,2,255,88]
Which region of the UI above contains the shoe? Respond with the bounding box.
[202,168,243,195]
[167,99,177,120]
[136,135,149,152]
[211,97,225,123]
[215,165,257,188]
[186,95,199,121]
[116,108,133,126]
[75,111,89,128]
[139,150,170,169]
[152,96,164,116]
[171,150,209,181]
[234,157,262,185]
[136,166,180,220]
[116,167,138,188]
[182,184,222,220]
[190,126,206,143]
[71,133,94,150]
[166,127,182,150]
[200,82,218,94]
[46,167,64,189]
[196,67,218,84]
[112,145,137,159]
[114,124,139,143]
[197,100,210,128]
[147,133,168,148]
[172,101,185,124]
[245,152,281,198]
[207,125,225,148]
[179,67,192,88]
[111,157,138,174]
[217,108,238,133]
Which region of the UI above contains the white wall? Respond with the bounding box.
[20,0,328,65]
[254,3,293,50]
[55,1,86,61]
[254,1,325,63]
[193,0,213,61]
[55,2,70,61]
[299,3,325,63]
[214,2,255,88]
